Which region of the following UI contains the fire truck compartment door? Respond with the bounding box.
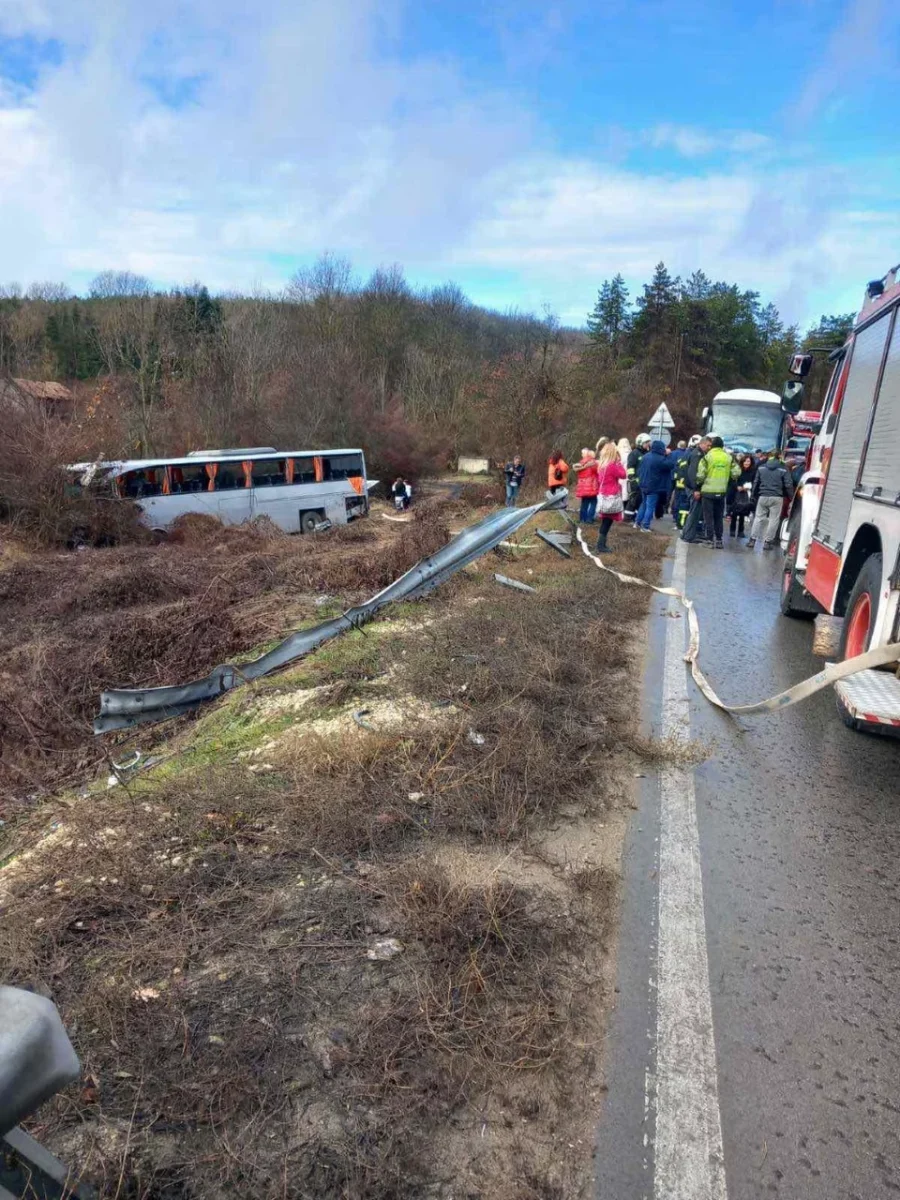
[860,312,900,503]
[817,310,891,548]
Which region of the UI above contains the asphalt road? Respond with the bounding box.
[595,528,900,1200]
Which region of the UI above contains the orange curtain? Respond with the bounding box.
[313,456,324,483]
[285,458,295,484]
[162,468,171,495]
[205,462,218,492]
[348,475,364,496]
[241,461,252,488]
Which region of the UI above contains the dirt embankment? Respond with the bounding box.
[0,505,449,811]
[1,502,667,1199]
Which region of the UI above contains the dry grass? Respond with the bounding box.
[1,501,669,1199]
[0,506,449,809]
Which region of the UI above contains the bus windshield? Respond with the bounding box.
[709,403,783,454]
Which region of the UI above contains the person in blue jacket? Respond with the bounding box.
[636,440,675,532]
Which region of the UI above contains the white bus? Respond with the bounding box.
[68,446,370,535]
[701,388,785,454]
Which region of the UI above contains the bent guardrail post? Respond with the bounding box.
[95,492,568,733]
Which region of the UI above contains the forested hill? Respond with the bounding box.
[0,257,853,475]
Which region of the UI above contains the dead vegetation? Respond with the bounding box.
[0,505,449,809]
[1,505,667,1199]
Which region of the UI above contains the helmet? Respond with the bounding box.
[636,433,651,447]
[688,434,702,447]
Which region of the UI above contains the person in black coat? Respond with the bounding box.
[728,455,757,538]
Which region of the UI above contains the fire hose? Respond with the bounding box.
[574,527,900,715]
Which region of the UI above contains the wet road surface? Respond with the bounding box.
[595,529,900,1200]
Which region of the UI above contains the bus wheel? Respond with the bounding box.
[299,511,320,534]
[150,528,169,545]
[779,509,818,619]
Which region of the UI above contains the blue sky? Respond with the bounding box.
[1,0,898,328]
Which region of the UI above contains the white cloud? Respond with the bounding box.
[454,157,900,325]
[647,124,772,158]
[0,0,531,287]
[0,0,897,329]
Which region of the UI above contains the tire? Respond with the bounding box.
[835,553,883,730]
[838,553,882,660]
[779,508,819,619]
[299,510,321,534]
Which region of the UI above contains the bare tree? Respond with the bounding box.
[89,271,154,300]
[26,282,72,302]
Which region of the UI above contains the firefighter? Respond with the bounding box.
[680,435,711,543]
[669,439,691,525]
[695,436,740,549]
[625,433,650,518]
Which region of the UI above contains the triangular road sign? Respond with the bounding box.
[647,402,675,428]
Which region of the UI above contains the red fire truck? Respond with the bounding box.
[783,410,823,467]
[779,262,900,733]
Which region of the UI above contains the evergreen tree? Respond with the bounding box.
[586,274,630,355]
[630,262,680,381]
[757,301,783,345]
[683,270,712,301]
[803,313,854,352]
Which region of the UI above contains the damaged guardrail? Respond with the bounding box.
[95,492,568,734]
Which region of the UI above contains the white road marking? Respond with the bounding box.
[654,539,728,1200]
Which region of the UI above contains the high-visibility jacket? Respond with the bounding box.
[697,448,740,495]
[671,449,691,488]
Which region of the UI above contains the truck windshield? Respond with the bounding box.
[709,403,783,454]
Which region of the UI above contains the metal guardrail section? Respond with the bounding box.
[95,493,567,733]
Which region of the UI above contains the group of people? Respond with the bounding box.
[674,437,795,550]
[391,477,413,511]
[503,431,797,557]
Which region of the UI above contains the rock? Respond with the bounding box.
[366,938,403,961]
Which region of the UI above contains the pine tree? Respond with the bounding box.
[586,274,630,357]
[757,301,783,345]
[683,270,712,301]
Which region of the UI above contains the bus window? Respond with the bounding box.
[251,458,288,487]
[324,453,364,481]
[170,463,207,494]
[292,457,317,484]
[216,464,241,490]
[121,468,163,498]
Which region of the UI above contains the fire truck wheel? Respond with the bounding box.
[838,553,882,662]
[779,509,819,619]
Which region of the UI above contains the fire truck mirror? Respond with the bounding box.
[781,380,804,414]
[789,352,814,379]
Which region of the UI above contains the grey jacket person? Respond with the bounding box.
[752,458,793,502]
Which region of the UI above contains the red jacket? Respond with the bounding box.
[597,459,626,495]
[574,458,600,497]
